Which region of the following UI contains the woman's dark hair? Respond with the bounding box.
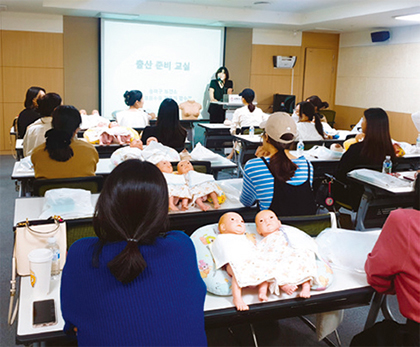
[361,108,396,163]
[44,105,81,162]
[306,95,329,111]
[243,92,256,112]
[123,90,143,107]
[36,93,62,117]
[215,66,230,81]
[298,101,325,138]
[93,160,169,284]
[266,133,298,182]
[24,86,45,109]
[156,98,187,144]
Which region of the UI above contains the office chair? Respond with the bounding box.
[319,109,336,128]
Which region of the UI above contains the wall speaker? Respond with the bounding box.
[371,31,390,43]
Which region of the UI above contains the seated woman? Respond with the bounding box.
[116,90,156,128]
[23,92,62,157]
[17,86,45,139]
[240,112,317,216]
[334,107,396,209]
[31,105,99,179]
[229,88,268,135]
[141,98,187,150]
[295,101,326,141]
[306,95,329,123]
[61,160,207,346]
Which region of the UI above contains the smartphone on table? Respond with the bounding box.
[33,299,57,328]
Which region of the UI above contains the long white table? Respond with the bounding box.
[11,155,237,196]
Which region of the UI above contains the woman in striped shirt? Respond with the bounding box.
[240,112,317,216]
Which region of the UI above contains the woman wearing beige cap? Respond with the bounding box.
[240,112,317,216]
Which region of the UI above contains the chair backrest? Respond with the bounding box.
[66,218,96,250]
[279,212,337,236]
[319,109,336,127]
[240,126,264,135]
[171,161,211,174]
[32,176,104,197]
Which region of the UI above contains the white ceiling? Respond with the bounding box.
[1,0,420,32]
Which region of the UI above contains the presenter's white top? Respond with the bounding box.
[116,109,150,128]
[230,105,269,134]
[296,122,324,141]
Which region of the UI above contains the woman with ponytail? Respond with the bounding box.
[31,105,99,179]
[240,112,317,216]
[61,160,207,346]
[230,88,268,135]
[295,101,326,141]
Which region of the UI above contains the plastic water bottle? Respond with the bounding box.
[46,237,60,279]
[297,140,304,156]
[416,133,420,153]
[382,155,392,174]
[249,125,254,137]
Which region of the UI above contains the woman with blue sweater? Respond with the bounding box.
[61,160,207,346]
[240,112,317,216]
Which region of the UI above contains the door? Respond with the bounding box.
[302,48,336,105]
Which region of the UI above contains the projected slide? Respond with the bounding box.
[101,20,224,119]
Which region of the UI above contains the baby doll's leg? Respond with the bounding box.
[258,282,269,302]
[181,198,189,211]
[195,197,210,211]
[226,264,249,311]
[280,284,298,295]
[299,280,311,298]
[209,192,220,209]
[168,196,179,211]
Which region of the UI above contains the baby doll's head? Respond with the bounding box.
[330,143,344,152]
[130,139,143,150]
[146,137,158,146]
[109,121,119,128]
[79,109,87,116]
[177,160,194,174]
[156,160,173,174]
[218,212,245,235]
[255,210,281,237]
[91,109,99,115]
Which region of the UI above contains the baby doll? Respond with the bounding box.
[129,139,144,150]
[177,160,223,211]
[255,210,317,298]
[210,212,270,311]
[146,137,158,146]
[156,160,191,211]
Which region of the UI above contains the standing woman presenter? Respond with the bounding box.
[208,66,233,123]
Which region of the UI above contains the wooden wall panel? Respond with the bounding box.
[301,32,340,49]
[63,16,99,111]
[334,105,417,144]
[251,45,302,75]
[225,28,252,93]
[2,31,63,68]
[2,102,21,152]
[3,67,64,103]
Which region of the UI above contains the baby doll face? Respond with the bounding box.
[92,109,99,115]
[79,109,87,116]
[146,137,158,146]
[219,212,246,235]
[255,210,281,237]
[177,160,193,174]
[157,160,173,173]
[109,121,119,128]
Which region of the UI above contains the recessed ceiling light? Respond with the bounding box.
[395,13,420,22]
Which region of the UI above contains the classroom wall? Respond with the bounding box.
[0,12,64,154]
[249,30,339,113]
[335,25,420,143]
[63,16,99,113]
